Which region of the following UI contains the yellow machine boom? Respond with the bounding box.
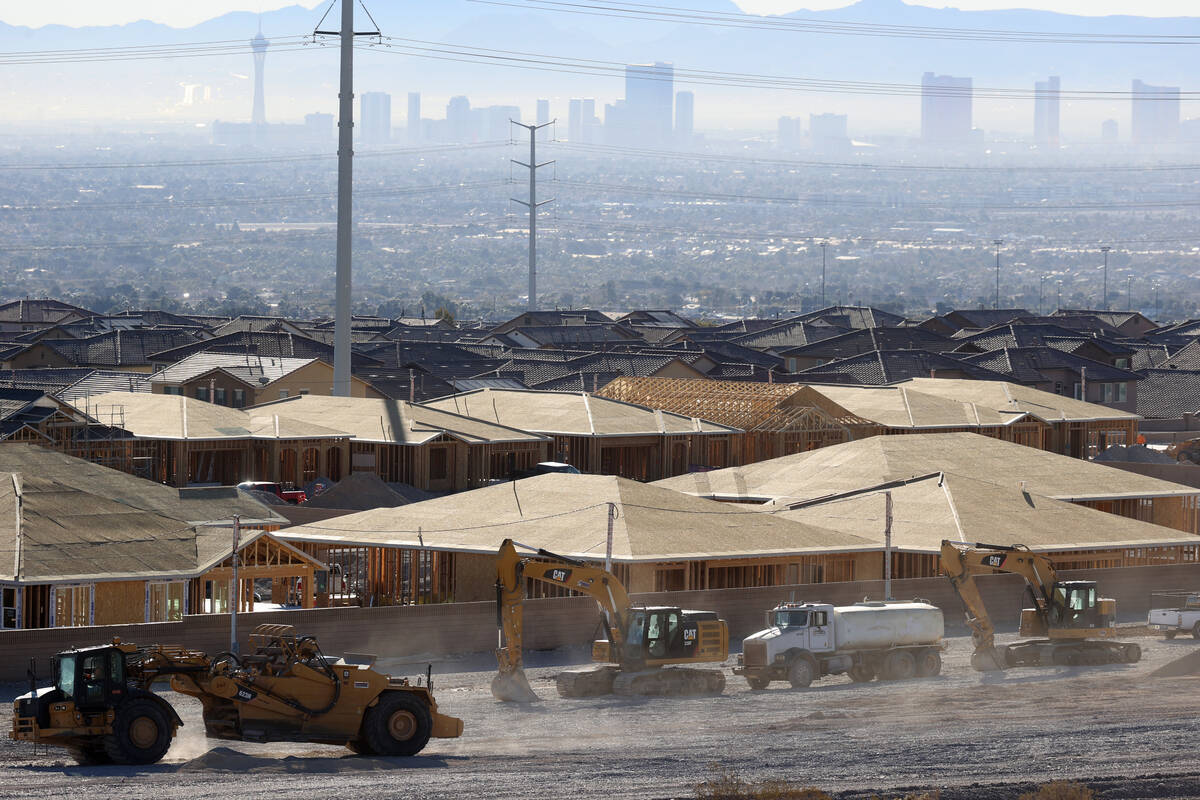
[940,541,1141,670]
[493,538,728,702]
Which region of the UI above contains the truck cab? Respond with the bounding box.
[735,603,839,690]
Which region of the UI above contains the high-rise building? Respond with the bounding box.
[568,99,583,142]
[361,92,391,145]
[921,72,972,143]
[1131,79,1180,144]
[582,99,598,142]
[675,90,694,145]
[777,116,802,149]
[250,27,268,126]
[621,62,674,145]
[407,92,421,142]
[1034,76,1060,146]
[810,112,849,154]
[447,96,472,142]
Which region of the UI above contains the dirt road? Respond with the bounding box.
[2,632,1198,799]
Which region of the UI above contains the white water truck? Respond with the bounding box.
[733,600,945,689]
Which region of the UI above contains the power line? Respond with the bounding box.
[468,0,1200,45]
[365,38,1197,101]
[0,36,319,66]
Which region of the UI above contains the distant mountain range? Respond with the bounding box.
[2,0,1197,132]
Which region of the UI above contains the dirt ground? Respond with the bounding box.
[1,631,1199,800]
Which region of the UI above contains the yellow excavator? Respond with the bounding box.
[12,624,462,764]
[940,540,1142,671]
[492,538,729,702]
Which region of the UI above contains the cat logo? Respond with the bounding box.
[983,554,1006,568]
[549,569,571,583]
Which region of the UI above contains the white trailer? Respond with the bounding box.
[1148,592,1200,640]
[733,600,945,689]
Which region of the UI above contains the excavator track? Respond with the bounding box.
[556,666,620,698]
[610,667,726,697]
[1002,639,1142,668]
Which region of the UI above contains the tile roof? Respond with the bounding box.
[796,349,1010,385]
[1134,369,1200,419]
[38,329,203,367]
[776,327,955,359]
[962,346,1143,384]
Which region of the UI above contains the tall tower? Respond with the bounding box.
[251,23,268,126]
[1034,76,1060,146]
[921,72,972,143]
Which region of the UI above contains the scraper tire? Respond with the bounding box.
[360,692,432,757]
[103,698,173,765]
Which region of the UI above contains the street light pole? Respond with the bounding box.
[1100,246,1111,311]
[1126,275,1132,311]
[993,239,1003,310]
[1039,275,1045,315]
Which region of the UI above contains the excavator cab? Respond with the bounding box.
[620,607,721,666]
[1020,580,1115,638]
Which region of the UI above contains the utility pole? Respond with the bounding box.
[230,515,241,655]
[993,239,1003,310]
[511,120,555,312]
[315,1,379,397]
[1126,275,1132,311]
[820,240,828,308]
[1100,246,1111,311]
[1039,275,1046,316]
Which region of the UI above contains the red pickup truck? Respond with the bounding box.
[237,481,308,504]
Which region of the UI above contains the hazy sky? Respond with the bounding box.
[1,1,1195,28]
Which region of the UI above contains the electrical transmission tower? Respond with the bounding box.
[511,120,555,312]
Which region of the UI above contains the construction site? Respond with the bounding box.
[0,630,1199,799]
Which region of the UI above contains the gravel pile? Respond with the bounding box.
[1094,444,1177,464]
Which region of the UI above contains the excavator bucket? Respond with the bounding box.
[491,667,540,703]
[970,645,1008,672]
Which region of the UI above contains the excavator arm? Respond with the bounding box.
[939,541,1060,671]
[493,538,632,702]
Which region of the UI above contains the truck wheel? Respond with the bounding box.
[1193,622,1200,640]
[746,676,770,690]
[102,699,173,765]
[1166,630,1177,640]
[915,649,942,678]
[847,665,875,683]
[786,656,816,689]
[359,692,433,757]
[882,650,916,681]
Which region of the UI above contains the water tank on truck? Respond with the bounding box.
[733,600,945,689]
